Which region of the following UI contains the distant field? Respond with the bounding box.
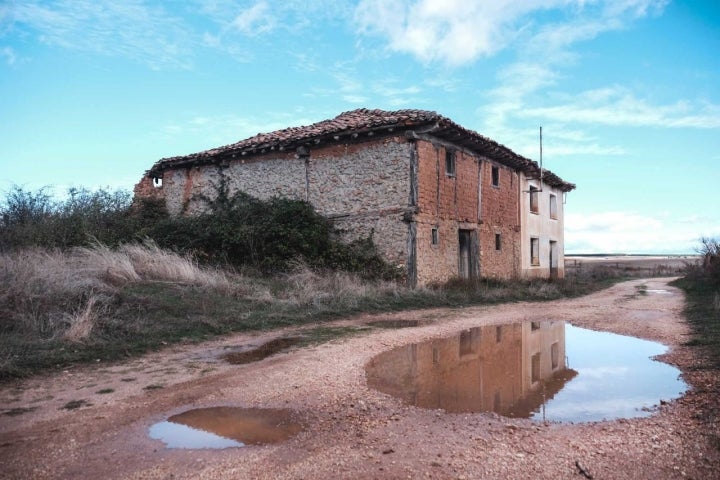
[565,255,700,276]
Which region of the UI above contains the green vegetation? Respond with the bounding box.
[0,241,629,380]
[0,184,646,381]
[671,237,720,367]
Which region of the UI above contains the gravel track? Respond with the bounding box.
[1,277,718,479]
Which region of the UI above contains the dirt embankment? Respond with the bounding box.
[1,278,718,479]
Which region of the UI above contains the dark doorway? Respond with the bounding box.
[458,229,478,279]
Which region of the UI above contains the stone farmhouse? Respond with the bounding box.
[134,108,575,286]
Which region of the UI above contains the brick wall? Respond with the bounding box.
[414,140,519,284]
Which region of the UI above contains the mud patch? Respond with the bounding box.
[366,319,432,329]
[222,337,303,365]
[149,407,304,449]
[2,406,38,416]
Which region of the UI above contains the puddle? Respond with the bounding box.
[646,289,672,295]
[222,337,303,364]
[149,407,304,449]
[366,319,432,329]
[366,322,687,423]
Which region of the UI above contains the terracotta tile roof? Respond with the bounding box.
[149,108,575,191]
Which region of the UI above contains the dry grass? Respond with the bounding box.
[0,242,238,339]
[277,264,401,309]
[63,295,103,342]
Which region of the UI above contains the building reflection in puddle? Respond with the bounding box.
[366,321,577,419]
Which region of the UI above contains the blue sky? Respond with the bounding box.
[1,0,718,254]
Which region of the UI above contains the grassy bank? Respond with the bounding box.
[0,243,635,381]
[671,276,720,367]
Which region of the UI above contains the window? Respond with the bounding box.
[531,353,541,383]
[445,149,456,176]
[431,227,439,245]
[549,194,558,219]
[529,185,539,214]
[496,326,502,343]
[531,321,541,331]
[459,328,479,357]
[152,177,163,188]
[531,237,540,266]
[495,233,501,251]
[551,342,559,369]
[491,166,499,187]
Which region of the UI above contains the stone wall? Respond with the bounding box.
[136,137,413,268]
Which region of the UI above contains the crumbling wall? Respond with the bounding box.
[135,138,413,268]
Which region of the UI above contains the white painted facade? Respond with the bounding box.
[519,173,566,278]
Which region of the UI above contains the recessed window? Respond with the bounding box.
[445,149,456,176]
[495,233,501,251]
[431,226,439,245]
[551,342,559,369]
[549,194,558,219]
[459,328,480,357]
[531,321,541,331]
[531,237,540,266]
[529,185,539,214]
[531,353,541,383]
[496,326,502,343]
[491,166,499,187]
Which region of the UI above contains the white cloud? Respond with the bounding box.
[353,0,669,66]
[564,211,715,254]
[231,2,275,36]
[520,87,720,129]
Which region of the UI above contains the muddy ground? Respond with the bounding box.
[1,278,719,479]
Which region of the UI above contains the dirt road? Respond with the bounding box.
[1,278,719,479]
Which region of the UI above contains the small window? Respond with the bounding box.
[551,342,559,369]
[445,150,456,176]
[529,185,539,214]
[531,353,541,383]
[531,237,540,266]
[432,346,440,365]
[531,321,541,331]
[549,194,558,219]
[491,166,499,187]
[459,328,479,357]
[431,227,439,245]
[152,177,163,188]
[495,233,501,251]
[496,326,502,343]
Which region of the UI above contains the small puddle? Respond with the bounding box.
[647,289,672,295]
[366,319,432,329]
[222,337,303,364]
[366,322,687,423]
[149,407,303,449]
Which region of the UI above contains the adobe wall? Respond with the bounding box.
[413,139,520,285]
[135,138,413,268]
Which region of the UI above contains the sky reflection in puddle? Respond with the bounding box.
[366,322,687,423]
[149,407,303,449]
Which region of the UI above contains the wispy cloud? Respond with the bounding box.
[231,2,275,36]
[1,45,15,65]
[353,0,668,66]
[5,0,193,69]
[565,211,715,254]
[521,88,720,129]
